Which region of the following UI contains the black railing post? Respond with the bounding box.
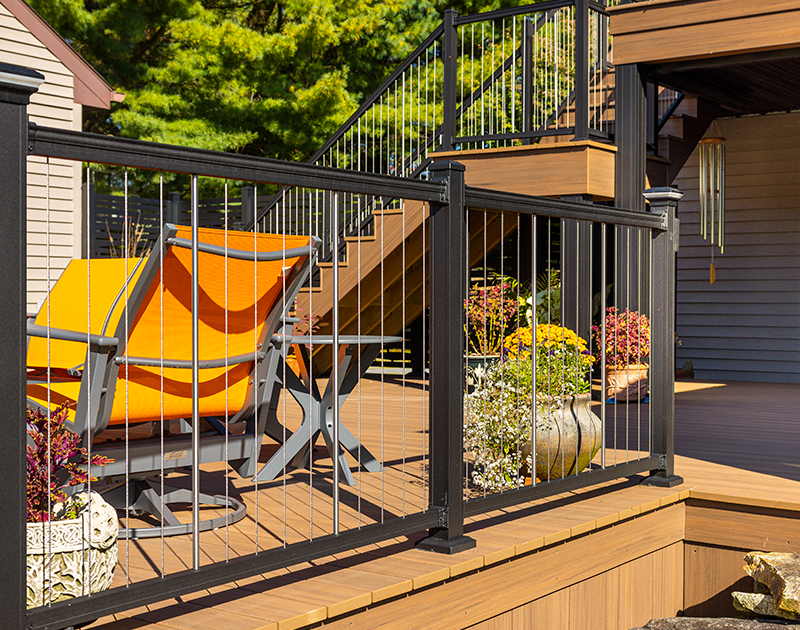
[574,0,590,141]
[417,160,475,554]
[641,186,684,488]
[646,82,658,152]
[167,191,181,225]
[522,17,534,142]
[240,186,255,230]
[440,9,458,152]
[0,62,43,630]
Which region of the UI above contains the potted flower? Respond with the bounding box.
[464,277,519,376]
[26,403,117,609]
[464,324,601,490]
[592,307,651,403]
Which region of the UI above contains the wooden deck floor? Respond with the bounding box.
[79,378,800,630]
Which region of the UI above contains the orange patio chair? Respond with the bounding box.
[27,224,319,537]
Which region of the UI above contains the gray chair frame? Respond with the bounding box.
[27,224,320,538]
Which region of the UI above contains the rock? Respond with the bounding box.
[744,552,800,615]
[631,618,800,629]
[733,592,800,622]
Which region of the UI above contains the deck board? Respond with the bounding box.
[78,379,800,629]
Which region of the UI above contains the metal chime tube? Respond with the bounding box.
[718,141,725,253]
[699,142,707,239]
[698,137,726,251]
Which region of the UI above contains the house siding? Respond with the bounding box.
[673,111,800,383]
[0,3,80,311]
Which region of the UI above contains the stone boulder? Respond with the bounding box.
[744,553,800,615]
[631,619,800,630]
[733,592,800,622]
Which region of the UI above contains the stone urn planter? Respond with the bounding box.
[522,393,602,480]
[604,363,648,402]
[26,491,118,608]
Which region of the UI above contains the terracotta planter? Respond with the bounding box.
[604,363,648,402]
[521,393,602,480]
[26,491,118,608]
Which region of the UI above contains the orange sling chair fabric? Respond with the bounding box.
[27,226,311,431]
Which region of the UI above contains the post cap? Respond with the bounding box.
[429,160,465,174]
[643,187,684,204]
[0,62,44,99]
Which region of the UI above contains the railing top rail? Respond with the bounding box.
[29,124,445,203]
[453,0,608,25]
[464,186,665,230]
[304,23,444,168]
[453,0,573,25]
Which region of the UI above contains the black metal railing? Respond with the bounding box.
[256,0,615,264]
[3,62,681,630]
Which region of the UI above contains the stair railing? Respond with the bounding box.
[255,0,614,264]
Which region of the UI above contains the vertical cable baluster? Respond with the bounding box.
[637,228,642,459]
[84,164,93,593]
[123,168,130,582]
[332,192,340,535]
[190,174,200,570]
[515,214,520,486]
[613,224,618,465]
[626,225,630,462]
[45,156,52,604]
[464,208,470,495]
[380,195,385,522]
[253,184,261,549]
[282,188,289,544]
[401,197,406,515]
[531,215,537,485]
[159,173,165,574]
[422,199,428,508]
[224,180,230,559]
[512,17,516,136]
[601,223,607,469]
[357,188,362,528]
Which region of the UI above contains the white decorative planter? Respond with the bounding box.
[26,491,118,608]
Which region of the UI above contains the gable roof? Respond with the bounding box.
[1,0,123,109]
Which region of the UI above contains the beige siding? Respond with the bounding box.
[0,2,80,310]
[674,112,800,383]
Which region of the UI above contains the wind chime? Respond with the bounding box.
[698,136,725,284]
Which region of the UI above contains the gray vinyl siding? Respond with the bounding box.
[673,111,800,384]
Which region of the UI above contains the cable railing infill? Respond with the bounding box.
[254,0,615,266]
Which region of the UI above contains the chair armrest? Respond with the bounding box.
[27,323,119,347]
[114,350,265,369]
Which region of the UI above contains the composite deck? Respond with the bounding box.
[79,379,800,630]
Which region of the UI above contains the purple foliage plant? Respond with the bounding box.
[26,403,112,523]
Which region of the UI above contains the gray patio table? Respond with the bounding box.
[256,333,402,486]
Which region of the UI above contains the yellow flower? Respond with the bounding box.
[504,324,594,365]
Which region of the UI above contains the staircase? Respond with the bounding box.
[257,1,706,374]
[655,96,720,185]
